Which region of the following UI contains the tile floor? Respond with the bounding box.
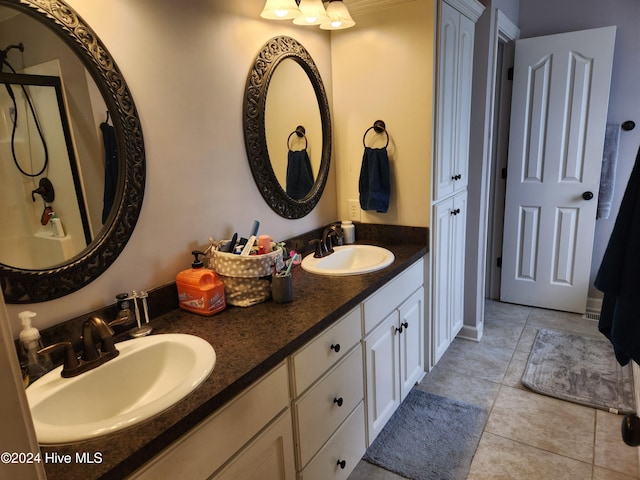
[348,299,640,480]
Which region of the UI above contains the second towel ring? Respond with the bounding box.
[287,125,307,151]
[363,120,389,148]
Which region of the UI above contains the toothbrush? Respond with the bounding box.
[132,291,142,329]
[241,235,256,256]
[250,220,260,237]
[283,253,299,276]
[140,290,150,324]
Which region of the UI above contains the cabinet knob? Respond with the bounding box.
[395,325,404,334]
[330,343,341,353]
[451,174,462,181]
[333,397,344,407]
[337,459,346,469]
[402,321,409,330]
[451,208,461,216]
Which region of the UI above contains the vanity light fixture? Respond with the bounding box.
[260,0,301,20]
[320,0,355,30]
[260,0,355,29]
[293,0,330,25]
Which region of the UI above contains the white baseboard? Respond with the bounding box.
[457,324,483,342]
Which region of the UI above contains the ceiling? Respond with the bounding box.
[344,0,417,17]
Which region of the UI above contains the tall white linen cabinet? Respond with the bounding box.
[431,0,484,366]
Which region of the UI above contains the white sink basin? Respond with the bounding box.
[301,245,395,276]
[26,333,216,445]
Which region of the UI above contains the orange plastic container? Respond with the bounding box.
[176,251,226,316]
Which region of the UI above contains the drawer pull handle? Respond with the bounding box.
[333,397,344,407]
[330,343,341,353]
[337,459,346,469]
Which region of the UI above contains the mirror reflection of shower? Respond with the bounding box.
[1,42,49,178]
[0,43,91,269]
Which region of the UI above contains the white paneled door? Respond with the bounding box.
[500,26,616,313]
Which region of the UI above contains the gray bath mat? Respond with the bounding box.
[523,328,635,414]
[363,389,487,480]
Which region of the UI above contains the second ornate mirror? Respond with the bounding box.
[244,36,331,219]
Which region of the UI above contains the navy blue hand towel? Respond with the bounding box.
[359,146,390,213]
[286,149,314,200]
[595,145,640,366]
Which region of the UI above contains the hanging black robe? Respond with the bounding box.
[594,145,640,366]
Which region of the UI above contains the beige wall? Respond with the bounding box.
[331,0,435,227]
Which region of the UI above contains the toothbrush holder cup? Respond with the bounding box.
[272,274,294,303]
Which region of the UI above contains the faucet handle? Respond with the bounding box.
[310,239,328,258]
[38,342,79,378]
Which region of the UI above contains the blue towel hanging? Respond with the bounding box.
[286,149,314,200]
[359,146,390,213]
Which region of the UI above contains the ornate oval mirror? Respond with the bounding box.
[244,36,331,219]
[0,0,145,303]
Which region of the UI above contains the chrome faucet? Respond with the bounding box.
[312,224,344,258]
[38,316,119,378]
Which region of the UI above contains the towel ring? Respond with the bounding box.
[287,125,308,151]
[363,120,389,148]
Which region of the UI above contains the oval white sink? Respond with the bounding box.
[26,333,216,445]
[301,245,395,276]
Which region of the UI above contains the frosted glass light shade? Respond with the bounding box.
[320,0,355,30]
[293,0,330,25]
[260,0,301,20]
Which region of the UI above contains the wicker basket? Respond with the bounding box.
[209,246,284,307]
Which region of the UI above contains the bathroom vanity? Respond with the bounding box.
[38,227,428,480]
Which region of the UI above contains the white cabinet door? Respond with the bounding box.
[434,2,477,201]
[432,197,454,364]
[434,1,460,201]
[213,410,296,480]
[450,193,467,338]
[398,287,425,400]
[454,12,475,193]
[432,192,467,365]
[364,312,399,444]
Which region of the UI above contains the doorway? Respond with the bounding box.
[485,11,518,302]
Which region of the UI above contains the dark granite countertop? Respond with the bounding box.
[39,225,428,480]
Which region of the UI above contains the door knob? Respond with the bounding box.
[582,191,594,200]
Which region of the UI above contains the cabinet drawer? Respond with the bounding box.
[363,258,423,334]
[295,345,364,468]
[299,402,366,480]
[130,363,289,480]
[291,306,361,397]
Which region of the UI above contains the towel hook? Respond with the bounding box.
[287,125,307,151]
[363,119,389,148]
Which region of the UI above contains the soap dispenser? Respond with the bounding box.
[176,250,226,316]
[18,311,52,384]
